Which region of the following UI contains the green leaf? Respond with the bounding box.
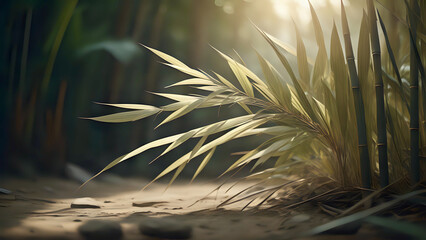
[79,40,142,64]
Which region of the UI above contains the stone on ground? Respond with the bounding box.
[139,217,192,239]
[78,220,123,240]
[71,197,101,208]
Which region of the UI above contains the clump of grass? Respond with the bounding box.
[83,1,425,205]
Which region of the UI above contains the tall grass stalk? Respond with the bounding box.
[341,1,371,188]
[367,0,389,187]
[41,0,77,95]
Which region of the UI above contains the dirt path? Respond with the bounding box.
[0,177,390,239]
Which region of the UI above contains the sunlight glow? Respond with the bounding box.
[271,0,351,26]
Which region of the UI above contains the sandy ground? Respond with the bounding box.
[0,177,394,240]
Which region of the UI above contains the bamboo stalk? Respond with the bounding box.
[408,0,420,183]
[367,0,389,187]
[341,1,371,188]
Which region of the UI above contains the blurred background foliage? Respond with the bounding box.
[1,0,401,180]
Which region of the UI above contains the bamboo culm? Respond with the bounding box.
[367,0,389,187]
[341,1,371,189]
[409,0,420,184]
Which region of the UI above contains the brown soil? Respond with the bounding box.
[0,177,394,240]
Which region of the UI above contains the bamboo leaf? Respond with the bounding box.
[94,102,160,110]
[377,10,410,111]
[152,92,200,102]
[309,1,328,94]
[80,115,258,188]
[330,23,350,136]
[309,1,326,52]
[157,89,226,127]
[148,118,271,185]
[257,27,318,123]
[213,72,238,90]
[163,63,207,79]
[264,32,314,66]
[165,78,214,88]
[192,147,216,181]
[256,51,291,109]
[83,108,160,123]
[167,162,187,189]
[228,60,254,97]
[225,130,299,173]
[212,47,267,88]
[143,44,189,68]
[294,21,310,91]
[155,130,198,161]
